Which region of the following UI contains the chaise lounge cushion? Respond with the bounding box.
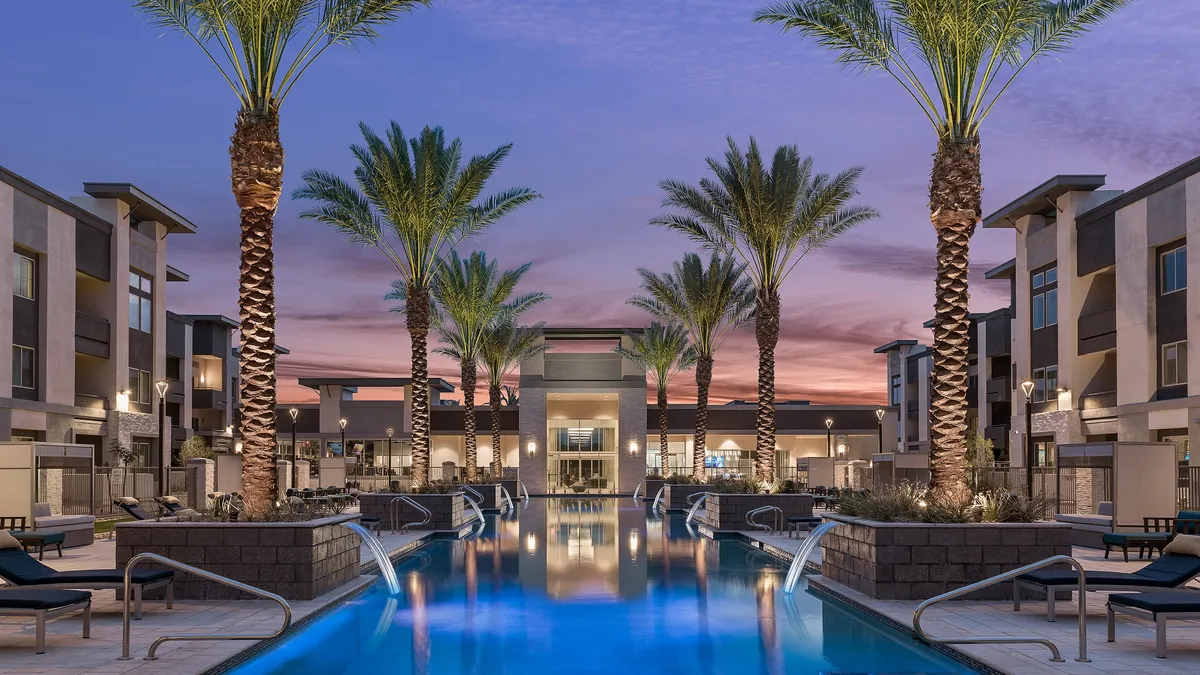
[1109,591,1200,614]
[1020,554,1200,588]
[0,589,91,610]
[0,549,171,586]
[34,515,96,529]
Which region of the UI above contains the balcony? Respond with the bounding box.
[74,311,110,359]
[1080,390,1117,411]
[73,393,109,411]
[986,377,1011,403]
[1078,306,1116,355]
[906,400,919,419]
[192,387,227,411]
[984,425,1009,451]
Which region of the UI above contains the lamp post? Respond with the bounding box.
[338,418,347,458]
[875,409,885,454]
[288,407,299,492]
[825,418,834,458]
[155,380,169,497]
[1021,379,1035,499]
[386,427,394,491]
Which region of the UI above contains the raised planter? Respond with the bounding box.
[498,479,522,500]
[820,514,1073,600]
[662,483,707,511]
[358,492,472,532]
[643,479,665,502]
[698,493,814,530]
[114,514,361,601]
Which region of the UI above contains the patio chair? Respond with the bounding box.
[153,496,185,514]
[0,547,173,620]
[1014,551,1200,621]
[0,588,90,653]
[1106,590,1200,658]
[113,498,154,521]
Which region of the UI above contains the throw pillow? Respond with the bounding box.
[1164,533,1200,556]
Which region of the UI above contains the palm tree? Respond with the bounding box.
[754,0,1129,500]
[293,123,539,486]
[652,138,877,481]
[392,251,547,482]
[133,0,429,513]
[480,321,550,478]
[630,253,755,481]
[615,322,698,477]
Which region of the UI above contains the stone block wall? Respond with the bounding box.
[114,514,361,601]
[662,484,707,511]
[464,484,502,511]
[699,493,814,530]
[643,479,664,502]
[820,515,1073,600]
[358,492,470,531]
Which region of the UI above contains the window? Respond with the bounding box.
[1031,266,1058,330]
[131,441,152,467]
[1031,365,1058,403]
[1162,246,1187,295]
[1163,341,1188,387]
[129,270,153,333]
[12,345,34,389]
[128,368,151,405]
[890,373,901,405]
[13,254,34,300]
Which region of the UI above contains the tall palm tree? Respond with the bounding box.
[294,123,539,486]
[133,0,429,513]
[480,321,550,478]
[652,138,877,481]
[615,323,698,477]
[754,0,1130,500]
[630,253,755,480]
[391,251,547,481]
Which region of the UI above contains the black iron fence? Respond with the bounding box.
[48,467,189,519]
[1179,466,1200,509]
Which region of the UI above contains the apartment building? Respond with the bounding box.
[1,167,195,468]
[982,154,1200,466]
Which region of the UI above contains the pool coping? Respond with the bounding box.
[198,534,436,675]
[739,532,1005,675]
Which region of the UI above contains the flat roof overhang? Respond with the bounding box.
[982,175,1106,229]
[297,377,455,392]
[541,327,643,339]
[873,339,918,354]
[166,264,190,282]
[83,182,198,234]
[984,258,1016,280]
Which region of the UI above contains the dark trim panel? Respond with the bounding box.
[1077,155,1200,226]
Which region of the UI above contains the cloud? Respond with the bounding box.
[823,239,1011,301]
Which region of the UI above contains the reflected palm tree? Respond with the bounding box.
[408,571,429,675]
[756,572,782,675]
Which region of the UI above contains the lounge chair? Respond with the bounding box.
[114,498,154,521]
[0,548,173,619]
[0,589,90,653]
[1107,590,1200,658]
[1014,553,1200,621]
[153,496,184,514]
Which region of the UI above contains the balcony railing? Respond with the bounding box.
[986,377,1011,403]
[73,393,109,411]
[192,387,227,410]
[74,311,111,358]
[984,425,1009,451]
[1080,390,1117,411]
[1078,307,1116,355]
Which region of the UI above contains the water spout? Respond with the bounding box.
[345,522,402,595]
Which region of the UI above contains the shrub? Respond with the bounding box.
[664,474,701,485]
[645,473,665,480]
[179,435,214,463]
[706,477,764,494]
[835,483,926,522]
[837,484,1055,524]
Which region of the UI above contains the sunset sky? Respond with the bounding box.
[2,1,1197,405]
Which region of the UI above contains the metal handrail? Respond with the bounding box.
[344,522,401,595]
[685,493,708,524]
[746,505,782,534]
[121,552,291,661]
[517,479,530,500]
[913,555,1088,663]
[651,485,667,512]
[390,495,432,532]
[632,480,645,503]
[783,521,838,593]
[462,485,485,503]
[686,491,706,506]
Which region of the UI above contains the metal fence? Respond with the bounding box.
[1179,467,1200,509]
[48,467,189,519]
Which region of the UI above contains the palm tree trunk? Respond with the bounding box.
[489,385,502,479]
[693,355,712,481]
[408,285,432,487]
[755,290,780,482]
[928,136,982,503]
[658,386,669,476]
[231,109,283,516]
[462,362,478,482]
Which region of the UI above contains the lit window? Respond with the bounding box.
[13,254,34,300]
[1163,341,1188,387]
[1162,246,1187,295]
[12,345,34,389]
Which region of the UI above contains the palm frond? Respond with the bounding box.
[614,322,697,393]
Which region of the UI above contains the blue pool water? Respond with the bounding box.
[228,499,975,675]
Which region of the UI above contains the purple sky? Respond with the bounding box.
[2,1,1197,405]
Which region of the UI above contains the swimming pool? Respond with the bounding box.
[227,498,976,675]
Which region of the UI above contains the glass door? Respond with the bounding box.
[548,419,618,493]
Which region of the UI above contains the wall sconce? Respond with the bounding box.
[628,439,639,455]
[225,425,233,435]
[526,440,537,456]
[116,390,130,412]
[235,442,243,454]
